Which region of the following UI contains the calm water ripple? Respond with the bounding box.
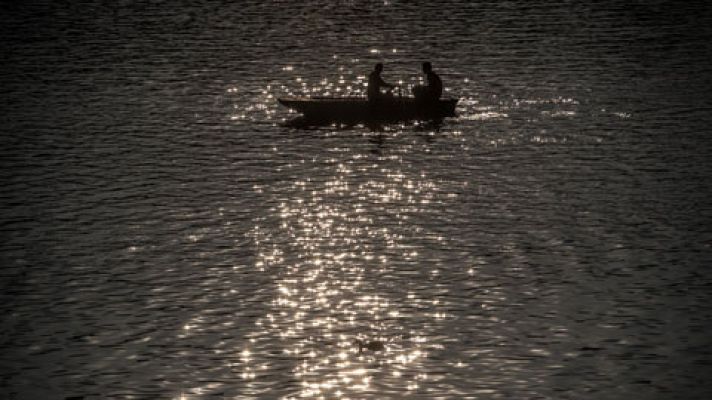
[1,1,711,399]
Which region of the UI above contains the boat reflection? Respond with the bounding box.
[283,115,445,132]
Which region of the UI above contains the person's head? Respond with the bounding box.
[422,62,432,73]
[375,63,384,73]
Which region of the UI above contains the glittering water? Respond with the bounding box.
[2,1,712,399]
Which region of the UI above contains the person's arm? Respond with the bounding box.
[378,76,395,88]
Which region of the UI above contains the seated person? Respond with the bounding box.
[413,61,442,101]
[367,63,396,101]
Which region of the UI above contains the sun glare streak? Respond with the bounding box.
[241,151,451,397]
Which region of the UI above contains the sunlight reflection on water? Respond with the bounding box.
[242,157,450,398]
[1,1,711,399]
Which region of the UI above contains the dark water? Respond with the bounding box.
[2,1,712,399]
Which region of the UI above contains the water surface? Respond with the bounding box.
[1,1,712,399]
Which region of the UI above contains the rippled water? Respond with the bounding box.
[2,1,712,399]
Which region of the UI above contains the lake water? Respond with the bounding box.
[1,1,712,399]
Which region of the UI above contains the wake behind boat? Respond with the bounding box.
[278,96,458,124]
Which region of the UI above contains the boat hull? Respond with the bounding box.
[278,97,457,123]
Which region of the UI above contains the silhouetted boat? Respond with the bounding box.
[278,96,458,123]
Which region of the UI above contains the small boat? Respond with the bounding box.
[278,96,458,123]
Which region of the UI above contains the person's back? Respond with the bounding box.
[367,70,381,100]
[414,62,442,101]
[426,69,442,100]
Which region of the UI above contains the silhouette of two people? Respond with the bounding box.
[367,61,442,103]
